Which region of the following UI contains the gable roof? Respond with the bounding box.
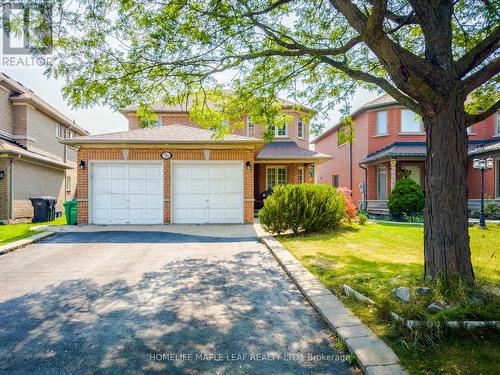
[0,72,89,136]
[61,124,264,145]
[311,94,399,144]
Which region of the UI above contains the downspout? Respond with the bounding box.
[359,163,368,212]
[349,142,353,196]
[8,158,16,221]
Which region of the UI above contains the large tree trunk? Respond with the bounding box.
[423,96,475,281]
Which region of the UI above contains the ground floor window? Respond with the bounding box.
[298,167,305,184]
[267,167,287,190]
[332,175,339,187]
[66,176,72,191]
[377,165,388,200]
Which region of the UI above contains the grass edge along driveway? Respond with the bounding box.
[279,222,500,375]
[0,217,66,246]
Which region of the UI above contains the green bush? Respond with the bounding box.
[484,201,500,219]
[258,184,345,235]
[388,177,424,219]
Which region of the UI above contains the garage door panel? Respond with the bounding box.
[146,165,162,178]
[128,165,145,178]
[172,163,243,224]
[146,194,162,207]
[191,180,207,193]
[208,180,224,193]
[224,180,242,193]
[111,165,127,178]
[91,162,163,225]
[111,180,127,193]
[146,180,162,193]
[93,165,109,178]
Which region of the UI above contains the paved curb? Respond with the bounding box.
[254,224,407,375]
[0,231,55,256]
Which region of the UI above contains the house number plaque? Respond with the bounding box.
[161,151,173,160]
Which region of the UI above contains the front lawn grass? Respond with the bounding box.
[0,217,66,246]
[279,222,500,375]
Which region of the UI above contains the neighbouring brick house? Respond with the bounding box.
[0,73,88,223]
[312,94,500,215]
[63,99,331,225]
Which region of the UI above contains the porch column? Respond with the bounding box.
[390,159,397,191]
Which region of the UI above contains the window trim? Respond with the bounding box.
[55,124,63,139]
[274,122,288,138]
[298,118,304,139]
[266,166,287,190]
[375,110,388,136]
[298,166,305,184]
[400,109,424,134]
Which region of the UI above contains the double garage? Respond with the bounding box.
[90,161,245,225]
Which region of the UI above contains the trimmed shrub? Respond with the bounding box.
[388,177,424,218]
[258,184,345,235]
[337,187,358,222]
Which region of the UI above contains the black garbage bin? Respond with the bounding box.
[29,196,57,223]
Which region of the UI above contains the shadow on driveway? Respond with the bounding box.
[0,248,353,374]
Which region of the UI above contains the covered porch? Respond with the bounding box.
[254,142,332,210]
[359,143,426,215]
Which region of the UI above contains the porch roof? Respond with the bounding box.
[468,141,500,156]
[256,141,332,162]
[361,142,426,164]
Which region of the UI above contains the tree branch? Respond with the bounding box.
[461,57,500,95]
[456,26,500,78]
[366,0,418,25]
[242,0,293,17]
[465,99,500,126]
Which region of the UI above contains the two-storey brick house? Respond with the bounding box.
[312,94,500,215]
[63,97,331,225]
[0,73,89,223]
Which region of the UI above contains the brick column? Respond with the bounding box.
[390,159,397,191]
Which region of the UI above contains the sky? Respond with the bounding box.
[1,66,379,136]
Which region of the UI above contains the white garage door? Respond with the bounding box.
[91,162,163,224]
[172,162,244,224]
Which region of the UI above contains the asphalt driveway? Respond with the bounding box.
[0,230,354,374]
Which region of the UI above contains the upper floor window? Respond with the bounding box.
[247,118,255,137]
[274,122,288,138]
[67,130,75,139]
[466,125,475,135]
[375,111,388,135]
[496,112,500,135]
[401,110,423,133]
[298,118,304,139]
[55,124,63,139]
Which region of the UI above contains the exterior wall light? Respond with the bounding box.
[246,161,252,170]
[79,160,86,170]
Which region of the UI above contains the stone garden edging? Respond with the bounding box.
[342,284,500,331]
[254,224,407,375]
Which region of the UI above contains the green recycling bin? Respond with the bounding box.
[63,199,78,225]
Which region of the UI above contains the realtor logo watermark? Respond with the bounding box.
[1,1,54,67]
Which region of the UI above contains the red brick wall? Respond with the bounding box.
[76,146,255,224]
[314,112,369,203]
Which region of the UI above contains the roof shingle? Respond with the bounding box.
[256,141,332,161]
